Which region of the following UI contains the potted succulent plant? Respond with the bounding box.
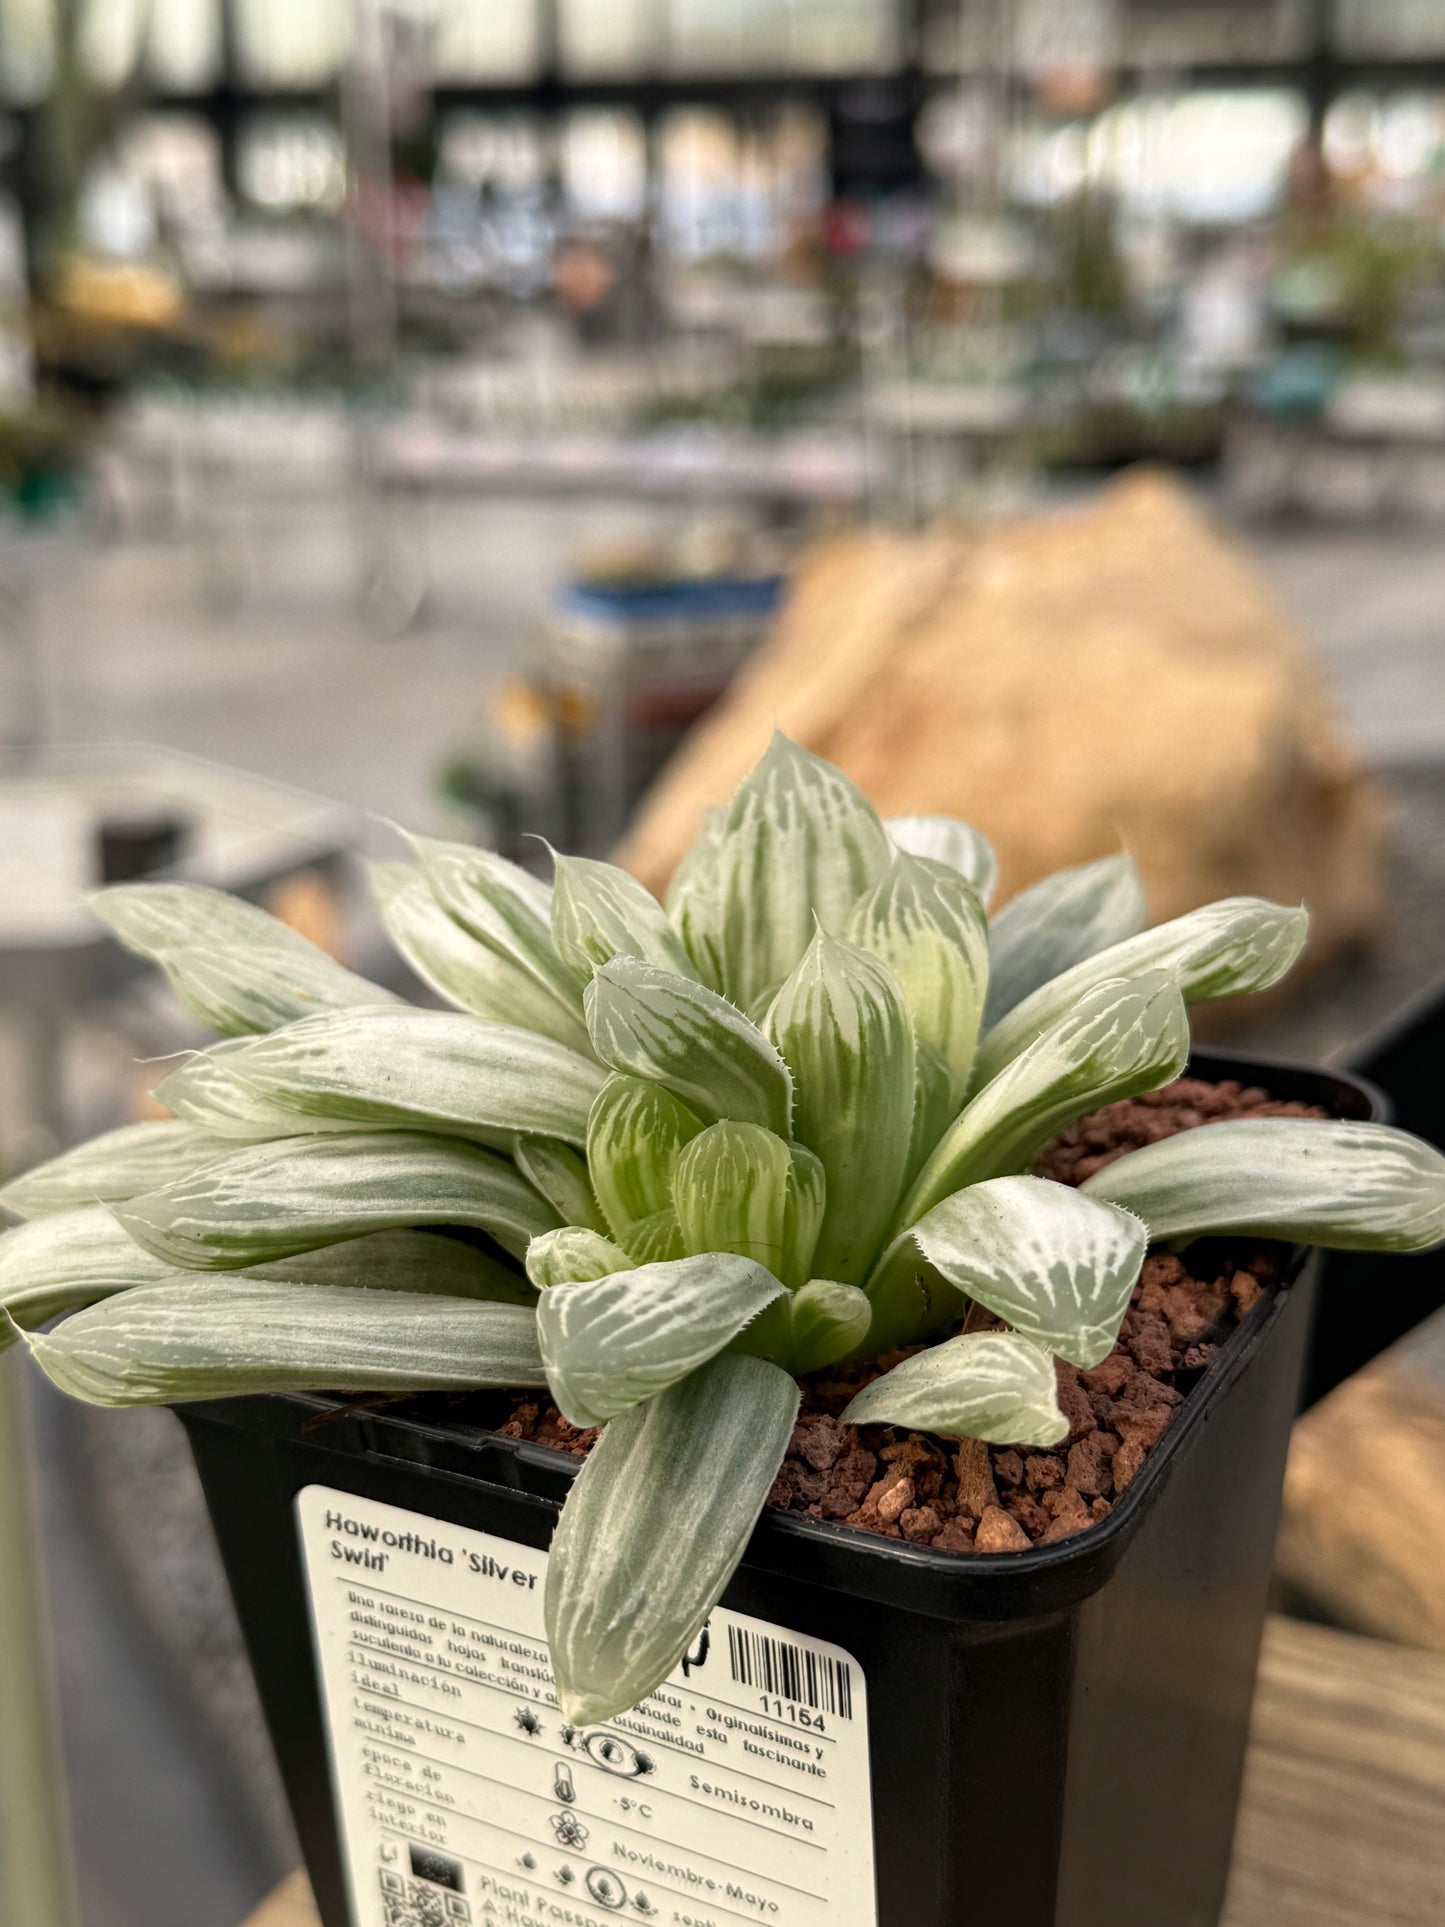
[4,737,1442,1927]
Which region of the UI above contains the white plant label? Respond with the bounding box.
[297,1485,877,1927]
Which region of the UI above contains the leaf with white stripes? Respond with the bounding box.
[709,735,893,1012]
[526,1227,632,1291]
[886,814,998,906]
[847,852,989,1107]
[975,896,1308,1087]
[0,1212,530,1347]
[586,1074,704,1244]
[19,1282,546,1406]
[911,1176,1147,1368]
[538,1253,785,1427]
[672,1121,824,1293]
[550,854,696,984]
[0,1121,233,1218]
[114,1130,560,1269]
[1081,1118,1445,1254]
[985,854,1147,1028]
[586,957,792,1137]
[545,1353,799,1723]
[898,972,1188,1227]
[765,931,915,1285]
[843,1329,1068,1447]
[408,835,586,1041]
[179,1006,606,1150]
[513,1138,606,1234]
[787,1279,871,1374]
[156,1041,371,1139]
[665,806,727,989]
[372,861,593,1054]
[92,883,398,1035]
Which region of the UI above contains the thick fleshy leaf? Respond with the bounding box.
[177,1007,605,1150]
[765,932,914,1285]
[912,1176,1148,1368]
[114,1130,559,1269]
[408,835,586,1039]
[92,883,398,1035]
[538,1254,785,1427]
[0,1121,233,1218]
[664,806,727,989]
[672,1122,822,1292]
[975,897,1309,1087]
[585,957,793,1137]
[985,854,1147,1028]
[885,815,997,906]
[622,1208,686,1266]
[550,854,696,984]
[526,1227,632,1290]
[514,1138,606,1234]
[907,1042,956,1189]
[709,735,893,1012]
[897,973,1188,1230]
[20,1282,545,1406]
[156,1041,372,1139]
[847,852,989,1106]
[842,1330,1068,1448]
[586,1075,704,1243]
[545,1353,799,1723]
[1081,1118,1445,1253]
[372,861,593,1053]
[0,1214,532,1348]
[787,1279,872,1374]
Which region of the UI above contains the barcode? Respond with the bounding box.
[726,1625,854,1718]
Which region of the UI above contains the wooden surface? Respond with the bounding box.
[244,1614,1445,1927]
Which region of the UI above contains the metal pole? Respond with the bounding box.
[0,1349,81,1927]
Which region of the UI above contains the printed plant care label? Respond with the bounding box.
[297,1486,876,1927]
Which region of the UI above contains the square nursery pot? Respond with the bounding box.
[180,1051,1378,1927]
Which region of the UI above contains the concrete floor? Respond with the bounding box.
[8,486,1445,1927]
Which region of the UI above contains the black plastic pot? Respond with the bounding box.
[1303,979,1445,1407]
[180,1052,1376,1927]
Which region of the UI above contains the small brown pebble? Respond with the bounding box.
[875,1477,914,1524]
[900,1506,942,1544]
[1112,1436,1148,1491]
[792,1415,844,1473]
[975,1505,1031,1553]
[1040,1488,1093,1542]
[953,1436,999,1517]
[1081,1354,1134,1398]
[1005,1492,1051,1537]
[993,1450,1025,1489]
[1230,1270,1265,1316]
[1024,1454,1065,1493]
[1066,1433,1116,1499]
[932,1518,976,1551]
[1055,1363,1097,1442]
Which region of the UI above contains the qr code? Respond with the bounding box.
[377,1869,469,1925]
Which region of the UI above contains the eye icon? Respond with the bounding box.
[582,1732,650,1778]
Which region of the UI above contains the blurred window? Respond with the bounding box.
[1086,89,1306,221]
[563,110,648,221]
[560,0,656,76]
[432,0,540,81]
[148,0,223,90]
[238,114,346,209]
[236,0,350,86]
[1336,0,1445,57]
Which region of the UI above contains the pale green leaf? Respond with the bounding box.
[897,972,1189,1230]
[407,835,586,1039]
[672,1121,823,1291]
[709,734,893,1012]
[787,1279,872,1374]
[526,1227,632,1291]
[975,896,1309,1087]
[847,852,988,1106]
[92,883,398,1035]
[912,1176,1148,1368]
[372,861,593,1053]
[21,1282,545,1406]
[514,1138,606,1234]
[621,1207,686,1266]
[764,931,914,1285]
[0,1213,531,1348]
[114,1130,560,1269]
[545,1353,799,1723]
[985,854,1147,1028]
[156,1041,376,1139]
[842,1329,1068,1448]
[585,957,793,1137]
[664,806,727,989]
[586,1075,704,1244]
[0,1121,233,1218]
[907,1041,956,1190]
[538,1253,785,1427]
[550,854,696,984]
[885,814,997,905]
[1081,1118,1445,1254]
[176,1006,605,1150]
